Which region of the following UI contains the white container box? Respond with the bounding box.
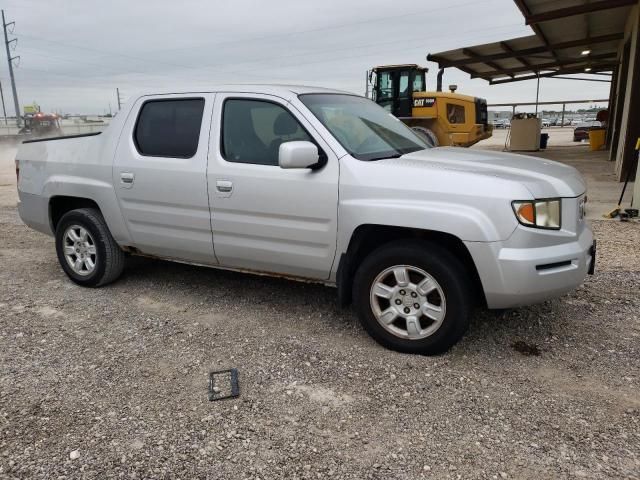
[509,117,541,151]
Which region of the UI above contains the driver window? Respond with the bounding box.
[222,99,311,166]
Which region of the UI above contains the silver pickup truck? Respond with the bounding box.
[16,85,595,354]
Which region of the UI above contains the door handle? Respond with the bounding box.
[216,180,233,193]
[120,172,135,184]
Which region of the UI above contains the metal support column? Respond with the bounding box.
[534,72,540,116]
[365,70,369,98]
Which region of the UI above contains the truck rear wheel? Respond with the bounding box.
[353,240,471,355]
[55,208,125,287]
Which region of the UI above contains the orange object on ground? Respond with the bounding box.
[588,129,606,151]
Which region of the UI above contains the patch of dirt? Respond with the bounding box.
[511,340,541,356]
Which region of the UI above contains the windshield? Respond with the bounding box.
[299,94,428,161]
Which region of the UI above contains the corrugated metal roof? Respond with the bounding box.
[427,0,636,84]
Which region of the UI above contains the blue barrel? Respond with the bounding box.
[540,133,549,149]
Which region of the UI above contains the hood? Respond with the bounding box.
[394,147,586,198]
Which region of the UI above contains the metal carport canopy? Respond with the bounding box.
[426,0,635,84]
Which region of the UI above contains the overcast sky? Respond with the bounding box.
[1,0,612,115]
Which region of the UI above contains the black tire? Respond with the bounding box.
[353,240,471,355]
[411,126,439,148]
[55,208,125,287]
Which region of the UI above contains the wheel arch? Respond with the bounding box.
[49,196,103,233]
[42,175,133,244]
[336,224,485,308]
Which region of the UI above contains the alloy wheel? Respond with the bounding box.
[369,265,446,340]
[62,224,97,276]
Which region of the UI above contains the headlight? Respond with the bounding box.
[512,199,561,229]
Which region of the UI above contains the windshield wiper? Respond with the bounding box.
[367,153,403,161]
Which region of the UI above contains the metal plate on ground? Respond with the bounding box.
[208,368,240,401]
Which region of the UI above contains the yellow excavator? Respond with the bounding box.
[368,64,492,147]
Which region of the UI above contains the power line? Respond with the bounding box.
[15,22,526,84]
[13,0,523,81]
[17,0,502,65]
[140,0,505,57]
[9,1,532,112]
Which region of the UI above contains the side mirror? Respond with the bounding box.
[279,141,319,169]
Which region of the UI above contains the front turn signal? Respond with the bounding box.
[512,199,561,230]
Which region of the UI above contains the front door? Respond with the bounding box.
[207,93,339,280]
[374,69,413,118]
[394,70,413,118]
[375,70,395,112]
[112,93,216,264]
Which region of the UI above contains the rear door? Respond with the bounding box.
[207,92,339,280]
[112,93,217,264]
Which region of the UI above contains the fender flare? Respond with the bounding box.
[43,176,132,244]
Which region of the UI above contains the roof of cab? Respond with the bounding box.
[131,84,352,102]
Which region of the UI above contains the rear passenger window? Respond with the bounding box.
[221,99,312,166]
[134,98,204,158]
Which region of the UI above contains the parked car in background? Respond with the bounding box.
[492,119,510,129]
[573,121,602,142]
[16,85,595,355]
[541,118,551,128]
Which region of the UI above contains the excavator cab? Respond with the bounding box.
[369,64,492,148]
[371,64,427,118]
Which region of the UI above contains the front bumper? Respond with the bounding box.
[465,226,594,309]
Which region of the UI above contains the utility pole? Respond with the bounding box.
[0,80,7,125]
[2,10,20,127]
[116,88,122,110]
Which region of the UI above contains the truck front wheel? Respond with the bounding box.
[55,208,125,287]
[353,240,471,355]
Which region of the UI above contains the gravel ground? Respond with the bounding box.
[1,149,640,479]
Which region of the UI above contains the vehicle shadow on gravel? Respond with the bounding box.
[121,255,337,302]
[119,255,356,327]
[119,255,559,357]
